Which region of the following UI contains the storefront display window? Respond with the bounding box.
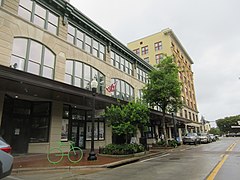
[86,120,105,141]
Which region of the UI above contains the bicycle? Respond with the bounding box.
[47,141,83,164]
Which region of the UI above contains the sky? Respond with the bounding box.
[70,0,240,126]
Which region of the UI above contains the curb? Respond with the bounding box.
[12,151,167,173]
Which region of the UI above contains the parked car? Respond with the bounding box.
[0,136,12,154]
[0,146,13,178]
[198,133,211,143]
[209,134,216,142]
[183,133,200,145]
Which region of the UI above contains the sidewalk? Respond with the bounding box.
[12,146,188,172]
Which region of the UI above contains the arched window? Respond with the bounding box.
[110,78,134,101]
[65,60,105,94]
[10,38,56,79]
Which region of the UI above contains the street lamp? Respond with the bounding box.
[87,79,98,161]
[171,112,178,141]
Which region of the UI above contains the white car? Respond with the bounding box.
[0,150,13,179]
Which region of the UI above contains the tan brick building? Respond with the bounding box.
[0,0,192,154]
[128,28,201,136]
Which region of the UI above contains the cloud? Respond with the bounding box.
[70,0,240,122]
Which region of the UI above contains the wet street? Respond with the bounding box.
[6,137,240,180]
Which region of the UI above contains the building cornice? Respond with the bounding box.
[162,28,194,64]
[40,0,153,71]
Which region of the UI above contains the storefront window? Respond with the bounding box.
[29,102,51,143]
[61,105,70,141]
[86,119,105,141]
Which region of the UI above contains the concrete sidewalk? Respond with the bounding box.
[12,145,189,173]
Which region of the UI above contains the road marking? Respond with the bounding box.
[206,142,236,180]
[140,153,170,162]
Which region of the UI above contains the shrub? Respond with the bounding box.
[155,139,179,148]
[102,143,145,155]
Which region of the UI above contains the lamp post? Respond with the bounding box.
[172,112,178,141]
[88,79,98,161]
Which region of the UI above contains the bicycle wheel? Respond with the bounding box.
[47,148,63,164]
[68,147,83,163]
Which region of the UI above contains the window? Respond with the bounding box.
[154,41,162,51]
[144,57,149,63]
[189,112,192,120]
[155,54,163,64]
[86,112,105,141]
[11,38,55,79]
[0,0,2,6]
[147,126,156,139]
[111,78,134,101]
[133,48,140,55]
[64,60,105,94]
[138,89,143,100]
[67,24,105,60]
[18,0,58,35]
[29,102,51,143]
[141,46,148,55]
[85,35,91,54]
[61,105,70,141]
[110,51,133,76]
[184,110,188,119]
[136,67,148,83]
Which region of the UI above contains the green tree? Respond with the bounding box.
[143,56,182,145]
[208,127,221,135]
[216,115,240,134]
[104,100,150,143]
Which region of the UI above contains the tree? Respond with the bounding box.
[216,115,240,134]
[208,127,221,135]
[143,56,182,145]
[104,100,150,144]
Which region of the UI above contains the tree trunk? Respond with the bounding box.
[162,111,168,146]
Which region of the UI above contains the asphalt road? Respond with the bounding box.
[5,137,240,180]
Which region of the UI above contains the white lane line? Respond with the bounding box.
[140,153,170,163]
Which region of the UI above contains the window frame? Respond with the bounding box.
[10,38,56,79]
[18,0,59,35]
[65,59,105,94]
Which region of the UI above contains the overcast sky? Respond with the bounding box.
[70,0,240,126]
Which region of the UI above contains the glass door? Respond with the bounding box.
[71,121,85,148]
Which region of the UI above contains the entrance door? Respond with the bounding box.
[71,121,85,149]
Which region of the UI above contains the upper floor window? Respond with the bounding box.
[67,24,105,61]
[138,89,143,100]
[155,41,162,51]
[110,51,133,76]
[144,57,149,63]
[18,0,58,35]
[155,54,163,64]
[136,67,148,83]
[133,48,140,55]
[65,60,105,94]
[141,46,148,55]
[0,0,2,6]
[111,78,134,101]
[10,38,55,79]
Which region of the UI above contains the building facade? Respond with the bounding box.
[128,29,201,136]
[0,0,192,154]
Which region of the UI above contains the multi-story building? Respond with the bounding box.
[128,28,201,136]
[0,0,192,154]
